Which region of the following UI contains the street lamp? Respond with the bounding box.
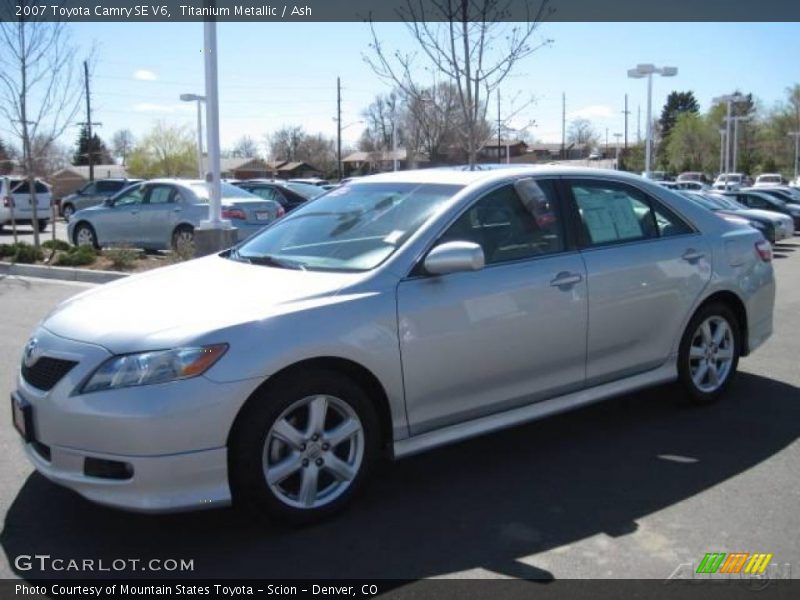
[788,131,800,182]
[180,93,206,179]
[718,128,727,175]
[725,114,751,174]
[613,132,622,169]
[712,93,746,177]
[627,64,678,177]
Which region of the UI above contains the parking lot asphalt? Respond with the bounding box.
[0,220,70,247]
[0,240,798,581]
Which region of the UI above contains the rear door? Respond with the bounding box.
[565,178,711,386]
[398,178,589,433]
[93,184,145,245]
[138,184,180,248]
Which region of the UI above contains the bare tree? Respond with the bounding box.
[0,13,82,247]
[366,0,551,167]
[567,118,597,147]
[359,92,402,152]
[231,135,260,158]
[111,129,135,166]
[269,126,305,162]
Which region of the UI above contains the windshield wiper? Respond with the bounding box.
[239,253,306,270]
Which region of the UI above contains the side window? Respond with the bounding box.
[571,181,656,245]
[11,180,30,194]
[81,182,97,195]
[652,203,693,237]
[34,181,49,194]
[114,186,144,207]
[251,186,282,204]
[97,180,121,194]
[146,185,175,205]
[438,179,564,265]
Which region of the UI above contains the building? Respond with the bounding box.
[201,157,274,179]
[48,164,130,200]
[479,139,529,161]
[274,161,323,179]
[342,149,429,175]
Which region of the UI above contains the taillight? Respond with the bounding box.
[2,197,13,208]
[755,240,773,262]
[276,205,285,218]
[222,207,246,220]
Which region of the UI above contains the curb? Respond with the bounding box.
[0,261,129,284]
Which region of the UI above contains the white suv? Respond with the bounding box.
[0,176,52,232]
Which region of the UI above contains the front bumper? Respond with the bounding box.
[14,327,262,513]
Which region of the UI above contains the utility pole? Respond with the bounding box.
[622,94,630,149]
[788,131,800,181]
[561,92,566,159]
[497,90,502,161]
[83,60,95,182]
[336,76,342,181]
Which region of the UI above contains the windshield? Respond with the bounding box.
[717,174,742,183]
[233,182,462,272]
[759,175,781,183]
[191,182,257,200]
[709,195,744,210]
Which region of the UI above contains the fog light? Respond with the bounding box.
[84,457,133,480]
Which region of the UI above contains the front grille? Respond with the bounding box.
[21,357,78,391]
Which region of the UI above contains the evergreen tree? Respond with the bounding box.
[73,124,113,166]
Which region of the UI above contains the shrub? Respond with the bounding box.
[42,239,72,252]
[54,246,96,267]
[10,242,44,264]
[0,244,14,258]
[103,246,140,270]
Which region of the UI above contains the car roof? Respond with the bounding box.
[351,165,648,187]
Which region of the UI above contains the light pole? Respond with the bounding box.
[627,64,678,177]
[789,131,800,182]
[180,93,205,179]
[719,128,726,175]
[712,94,746,178]
[726,114,751,174]
[613,133,622,169]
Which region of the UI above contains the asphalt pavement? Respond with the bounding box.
[0,219,70,247]
[0,240,798,581]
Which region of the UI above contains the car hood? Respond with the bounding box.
[42,254,361,353]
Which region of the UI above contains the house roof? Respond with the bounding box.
[342,149,429,163]
[201,157,268,173]
[50,164,129,180]
[276,161,319,172]
[482,139,528,149]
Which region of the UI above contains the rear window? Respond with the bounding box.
[190,182,258,200]
[10,180,49,194]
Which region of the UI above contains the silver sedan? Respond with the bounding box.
[15,167,774,522]
[67,179,284,250]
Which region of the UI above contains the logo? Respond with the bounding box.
[696,552,773,575]
[23,337,41,368]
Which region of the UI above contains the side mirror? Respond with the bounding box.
[424,241,485,276]
[103,198,114,207]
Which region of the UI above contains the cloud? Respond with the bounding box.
[567,105,613,120]
[133,103,193,113]
[133,69,157,81]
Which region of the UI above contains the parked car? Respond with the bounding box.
[677,172,708,184]
[680,192,784,243]
[0,176,51,232]
[745,185,800,206]
[67,179,284,251]
[724,189,800,229]
[712,173,745,191]
[700,193,794,242]
[14,167,774,522]
[753,173,785,187]
[60,178,144,220]
[234,179,325,213]
[641,170,667,181]
[288,177,329,187]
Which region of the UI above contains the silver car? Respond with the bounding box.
[60,178,143,221]
[66,179,284,250]
[13,167,775,522]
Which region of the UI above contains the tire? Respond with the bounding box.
[171,225,195,253]
[37,220,48,233]
[62,204,75,220]
[229,369,380,524]
[73,222,99,249]
[677,302,741,405]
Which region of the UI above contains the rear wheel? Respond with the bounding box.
[229,370,380,524]
[61,204,75,220]
[172,225,195,255]
[37,220,48,232]
[678,303,740,404]
[73,222,99,249]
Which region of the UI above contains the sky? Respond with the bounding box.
[8,21,800,155]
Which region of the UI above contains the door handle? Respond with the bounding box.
[682,249,705,262]
[550,271,583,288]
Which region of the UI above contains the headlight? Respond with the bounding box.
[81,344,228,393]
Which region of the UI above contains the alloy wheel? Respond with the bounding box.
[688,316,735,393]
[262,394,364,510]
[76,226,95,247]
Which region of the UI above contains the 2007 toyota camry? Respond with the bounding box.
[12,166,775,522]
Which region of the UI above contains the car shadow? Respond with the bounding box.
[2,373,799,580]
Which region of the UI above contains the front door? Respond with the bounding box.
[397,179,588,434]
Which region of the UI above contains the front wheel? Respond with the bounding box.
[62,204,75,220]
[73,222,99,249]
[678,303,741,404]
[229,370,380,524]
